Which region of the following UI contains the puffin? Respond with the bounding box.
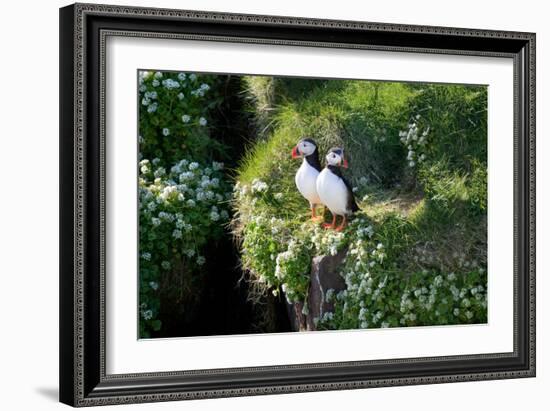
[291,138,323,220]
[316,147,359,231]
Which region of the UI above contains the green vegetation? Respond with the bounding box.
[138,70,488,336]
[233,77,488,329]
[138,71,233,337]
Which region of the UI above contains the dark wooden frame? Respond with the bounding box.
[60,3,536,407]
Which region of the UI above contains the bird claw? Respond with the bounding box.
[323,223,334,229]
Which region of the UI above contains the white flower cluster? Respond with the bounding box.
[162,78,180,90]
[139,72,213,118]
[141,309,153,320]
[274,237,309,304]
[250,179,269,194]
[190,83,211,98]
[139,158,231,268]
[141,90,158,107]
[399,115,430,168]
[311,227,345,256]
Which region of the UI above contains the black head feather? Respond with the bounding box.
[297,138,322,171]
[328,147,344,156]
[300,137,317,147]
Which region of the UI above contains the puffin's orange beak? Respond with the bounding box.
[342,158,349,168]
[291,145,301,159]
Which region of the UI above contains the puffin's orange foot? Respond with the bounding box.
[323,215,337,229]
[335,216,347,232]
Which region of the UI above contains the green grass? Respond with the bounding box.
[233,76,488,330]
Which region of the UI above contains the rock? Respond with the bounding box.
[286,248,347,331]
[285,300,307,332]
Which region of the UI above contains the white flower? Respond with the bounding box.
[274,192,284,200]
[186,199,196,207]
[251,179,268,193]
[199,117,207,126]
[151,217,161,226]
[178,92,185,100]
[181,114,191,123]
[179,171,194,182]
[162,128,170,136]
[141,252,151,261]
[154,167,166,179]
[188,162,199,170]
[154,71,163,79]
[162,79,180,89]
[178,72,186,81]
[152,79,160,87]
[149,281,159,291]
[196,256,206,265]
[212,161,224,171]
[210,211,220,221]
[189,73,197,81]
[142,310,153,320]
[172,229,182,239]
[158,211,174,221]
[453,308,460,316]
[147,102,158,113]
[184,249,195,258]
[161,261,171,270]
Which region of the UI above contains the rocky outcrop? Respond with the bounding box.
[286,248,347,331]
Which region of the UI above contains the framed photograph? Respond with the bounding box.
[59,3,535,407]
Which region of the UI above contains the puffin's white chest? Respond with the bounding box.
[295,160,321,205]
[316,168,350,216]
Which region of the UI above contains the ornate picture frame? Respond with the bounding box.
[59,3,535,406]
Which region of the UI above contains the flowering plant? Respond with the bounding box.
[139,158,231,336]
[137,70,233,337]
[139,71,227,165]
